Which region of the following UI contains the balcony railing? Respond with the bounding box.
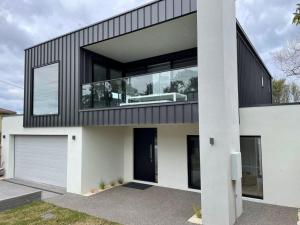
[81,66,198,109]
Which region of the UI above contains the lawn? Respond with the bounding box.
[0,201,121,225]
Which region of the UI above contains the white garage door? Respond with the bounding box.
[14,136,67,188]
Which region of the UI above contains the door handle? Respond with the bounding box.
[150,144,153,163]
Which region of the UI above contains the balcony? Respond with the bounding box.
[81,66,198,109]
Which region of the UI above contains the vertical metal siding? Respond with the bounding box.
[237,32,272,106]
[24,0,198,127]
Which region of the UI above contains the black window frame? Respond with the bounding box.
[240,135,264,200]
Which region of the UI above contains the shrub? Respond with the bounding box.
[193,205,202,219]
[99,181,105,190]
[110,181,115,187]
[117,177,124,184]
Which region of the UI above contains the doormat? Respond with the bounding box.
[123,182,153,190]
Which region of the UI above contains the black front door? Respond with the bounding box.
[187,135,200,189]
[134,128,156,182]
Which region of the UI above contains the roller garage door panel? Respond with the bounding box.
[14,136,67,188]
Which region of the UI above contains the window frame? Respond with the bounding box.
[240,135,264,200]
[31,61,60,116]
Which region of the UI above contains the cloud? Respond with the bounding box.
[236,0,299,78]
[0,0,298,113]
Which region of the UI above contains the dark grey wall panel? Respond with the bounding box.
[145,6,151,27]
[174,0,182,17]
[137,9,144,29]
[166,0,174,19]
[158,1,166,22]
[151,3,158,24]
[237,27,272,107]
[120,15,126,34]
[191,0,197,11]
[131,11,138,31]
[75,102,198,126]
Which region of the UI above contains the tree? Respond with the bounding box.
[293,3,300,25]
[290,82,300,102]
[272,79,289,103]
[272,37,300,103]
[272,79,300,103]
[273,40,300,77]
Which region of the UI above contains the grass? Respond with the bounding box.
[0,201,121,225]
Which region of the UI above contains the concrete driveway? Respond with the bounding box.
[45,185,298,225]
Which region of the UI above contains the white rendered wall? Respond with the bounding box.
[197,0,242,224]
[240,105,300,208]
[81,126,124,194]
[123,124,199,191]
[1,116,83,194]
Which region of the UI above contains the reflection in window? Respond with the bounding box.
[33,63,59,115]
[125,67,198,104]
[93,80,124,108]
[81,66,199,109]
[240,136,263,199]
[81,84,92,108]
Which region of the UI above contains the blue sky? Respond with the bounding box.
[0,0,298,113]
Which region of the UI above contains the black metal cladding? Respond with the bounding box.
[23,0,271,127]
[237,28,272,107]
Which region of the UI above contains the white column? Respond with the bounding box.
[197,0,243,224]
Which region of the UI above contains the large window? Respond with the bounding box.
[33,63,59,115]
[240,136,263,199]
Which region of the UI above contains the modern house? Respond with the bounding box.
[1,0,300,224]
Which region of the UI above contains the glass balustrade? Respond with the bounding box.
[81,66,198,109]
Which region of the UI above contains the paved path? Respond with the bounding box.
[236,201,297,225]
[47,186,201,225]
[46,185,298,225]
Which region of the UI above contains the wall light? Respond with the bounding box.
[209,137,214,146]
[72,135,76,140]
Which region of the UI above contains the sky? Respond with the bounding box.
[0,0,298,113]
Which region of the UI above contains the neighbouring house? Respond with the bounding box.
[0,108,16,166]
[1,1,300,225]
